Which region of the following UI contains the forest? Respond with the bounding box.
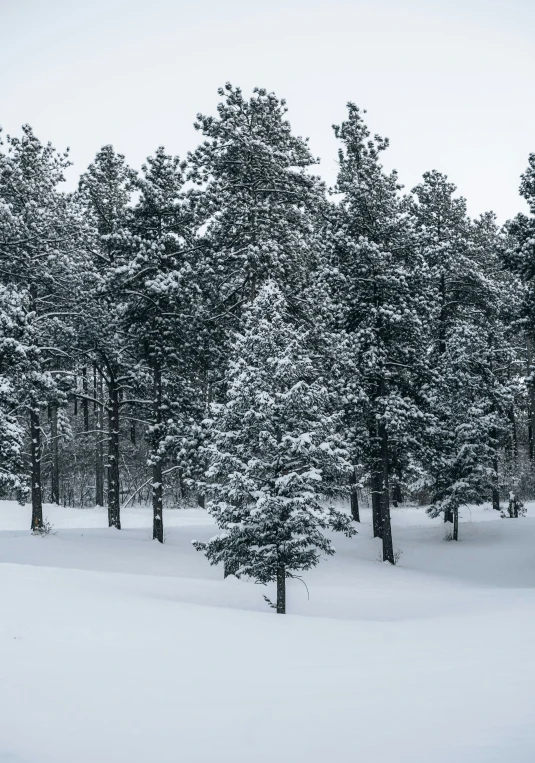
[1,83,535,614]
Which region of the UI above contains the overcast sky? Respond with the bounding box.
[1,0,533,221]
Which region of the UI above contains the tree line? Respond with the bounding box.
[1,84,534,611]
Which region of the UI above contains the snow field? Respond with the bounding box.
[1,500,535,762]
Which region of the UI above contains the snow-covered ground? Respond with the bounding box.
[1,500,535,763]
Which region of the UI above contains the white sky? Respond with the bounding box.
[1,0,533,221]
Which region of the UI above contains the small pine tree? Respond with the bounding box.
[194,282,355,613]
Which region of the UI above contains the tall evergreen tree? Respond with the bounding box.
[0,125,86,529]
[114,147,204,542]
[78,145,137,528]
[412,174,515,532]
[327,104,431,562]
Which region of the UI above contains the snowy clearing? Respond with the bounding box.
[1,500,535,763]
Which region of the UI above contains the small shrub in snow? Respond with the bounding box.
[32,517,55,536]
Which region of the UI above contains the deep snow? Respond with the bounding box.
[1,500,535,762]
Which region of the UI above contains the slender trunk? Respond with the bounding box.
[197,494,205,509]
[508,404,517,467]
[82,367,89,433]
[276,563,286,614]
[371,482,382,537]
[130,420,136,446]
[492,452,500,511]
[369,425,383,537]
[95,371,104,507]
[452,507,459,540]
[439,271,452,523]
[30,404,43,531]
[152,359,164,544]
[379,417,395,564]
[107,378,121,529]
[527,337,535,464]
[50,404,60,504]
[350,466,360,522]
[438,271,447,356]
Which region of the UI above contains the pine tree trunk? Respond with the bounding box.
[371,476,382,537]
[438,270,452,525]
[30,404,43,531]
[152,359,164,544]
[527,337,535,465]
[50,404,60,505]
[438,271,447,355]
[379,418,395,564]
[95,371,104,507]
[350,466,360,522]
[197,494,205,509]
[492,453,500,511]
[82,366,89,432]
[107,379,121,529]
[276,563,286,614]
[452,507,459,540]
[508,404,517,467]
[369,425,382,538]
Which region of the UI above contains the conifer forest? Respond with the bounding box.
[4,0,535,756]
[1,84,535,616]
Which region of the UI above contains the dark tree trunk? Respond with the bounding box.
[438,271,447,356]
[130,420,136,446]
[95,371,104,507]
[438,268,452,520]
[82,366,89,433]
[527,337,535,464]
[369,425,383,538]
[197,494,205,509]
[276,563,286,614]
[152,359,164,544]
[50,404,60,505]
[371,481,382,537]
[452,507,459,540]
[508,404,517,467]
[107,379,121,529]
[30,404,43,531]
[379,418,395,564]
[492,452,500,511]
[350,466,360,522]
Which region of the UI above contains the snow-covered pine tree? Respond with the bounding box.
[0,284,35,500]
[188,83,324,308]
[188,84,329,507]
[113,147,205,541]
[470,212,520,510]
[412,173,516,532]
[194,282,355,613]
[0,125,87,529]
[505,154,535,476]
[327,104,432,562]
[78,145,137,528]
